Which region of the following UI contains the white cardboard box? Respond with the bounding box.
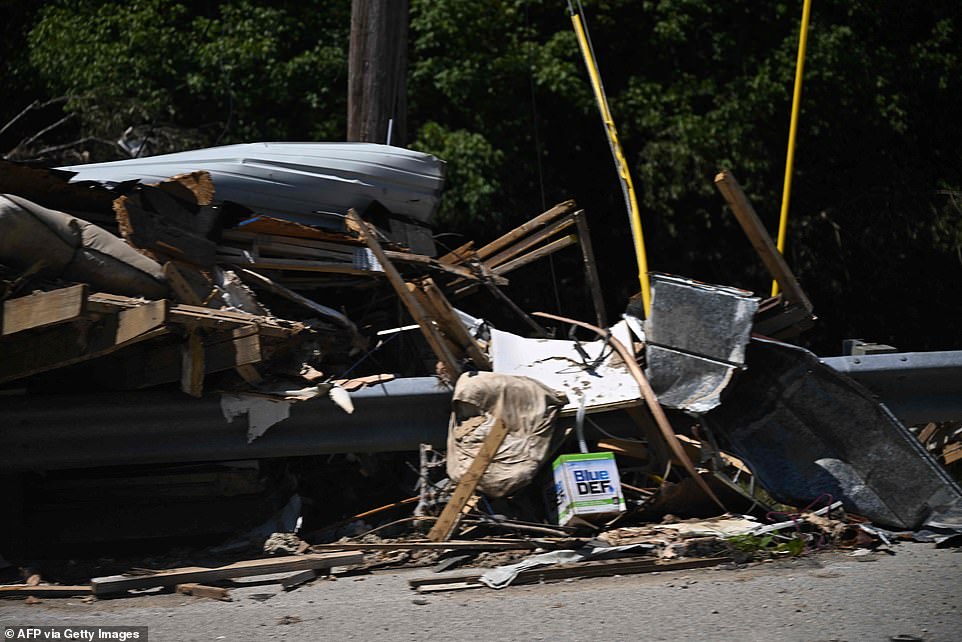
[552,451,626,526]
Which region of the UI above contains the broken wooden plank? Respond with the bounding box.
[115,299,168,344]
[419,278,492,370]
[407,283,465,364]
[310,540,539,552]
[218,256,380,277]
[157,171,215,206]
[1,284,88,336]
[473,200,576,261]
[176,583,231,601]
[714,171,813,311]
[279,570,317,591]
[90,551,362,595]
[223,230,498,284]
[0,317,169,385]
[235,268,355,330]
[483,215,576,270]
[163,261,211,306]
[347,209,463,380]
[596,438,650,461]
[0,585,93,598]
[428,418,510,542]
[944,442,962,466]
[180,329,205,397]
[574,211,608,328]
[87,293,301,338]
[223,229,359,256]
[387,249,504,284]
[438,241,475,265]
[410,556,730,592]
[416,581,480,593]
[114,191,218,267]
[492,234,578,276]
[99,326,263,390]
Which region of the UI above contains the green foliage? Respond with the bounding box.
[413,122,504,230]
[24,0,350,156]
[727,533,806,558]
[3,0,961,350]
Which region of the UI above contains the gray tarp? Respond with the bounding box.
[447,371,567,498]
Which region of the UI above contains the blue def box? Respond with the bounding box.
[551,451,626,526]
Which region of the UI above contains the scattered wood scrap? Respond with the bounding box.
[0,584,93,599]
[310,539,542,552]
[176,583,232,601]
[347,208,463,380]
[90,551,362,595]
[410,556,731,593]
[278,569,318,591]
[428,418,510,542]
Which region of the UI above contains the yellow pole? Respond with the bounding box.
[772,0,813,297]
[570,11,651,317]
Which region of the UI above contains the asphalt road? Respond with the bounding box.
[2,543,960,642]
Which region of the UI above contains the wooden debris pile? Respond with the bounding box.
[0,159,606,400]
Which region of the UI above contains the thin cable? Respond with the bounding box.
[526,1,563,315]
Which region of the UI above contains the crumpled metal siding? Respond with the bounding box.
[644,274,759,413]
[61,142,446,228]
[705,337,962,531]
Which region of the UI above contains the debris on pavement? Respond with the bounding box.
[3,150,962,604]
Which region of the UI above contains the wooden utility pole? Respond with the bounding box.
[347,0,408,145]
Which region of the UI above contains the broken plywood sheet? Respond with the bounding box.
[490,320,640,414]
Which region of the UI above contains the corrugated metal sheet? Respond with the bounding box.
[60,142,446,228]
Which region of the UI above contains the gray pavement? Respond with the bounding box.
[1,543,960,641]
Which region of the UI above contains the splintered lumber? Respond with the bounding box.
[181,329,205,397]
[419,278,491,369]
[310,540,540,552]
[1,284,88,336]
[157,171,215,206]
[87,293,302,338]
[473,200,576,261]
[109,325,262,390]
[428,419,510,542]
[163,261,210,306]
[236,268,356,330]
[346,209,462,379]
[0,318,168,385]
[279,570,318,591]
[410,556,731,592]
[222,229,497,284]
[596,438,650,461]
[0,585,93,599]
[483,214,576,270]
[90,552,362,595]
[114,191,217,267]
[438,241,475,264]
[534,312,726,512]
[574,211,608,328]
[176,583,231,601]
[218,256,378,277]
[491,234,578,275]
[944,442,962,466]
[115,299,168,344]
[713,171,813,311]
